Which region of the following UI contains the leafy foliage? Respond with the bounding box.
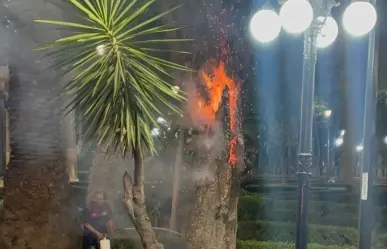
[35,0,191,155]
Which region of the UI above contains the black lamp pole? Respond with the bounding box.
[296,22,318,249]
[358,0,378,248]
[295,1,338,249]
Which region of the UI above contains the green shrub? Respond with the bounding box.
[236,240,356,249]
[239,196,359,213]
[246,190,358,203]
[238,221,387,247]
[238,196,387,229]
[238,195,266,220]
[238,221,358,246]
[238,196,358,220]
[258,208,358,227]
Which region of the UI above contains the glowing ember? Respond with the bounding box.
[198,61,240,165]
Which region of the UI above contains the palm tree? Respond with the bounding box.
[35,0,190,248]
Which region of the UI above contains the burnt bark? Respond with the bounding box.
[0,68,80,249]
[123,148,163,249]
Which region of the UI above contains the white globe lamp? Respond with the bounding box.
[323,109,332,118]
[335,137,344,147]
[343,1,377,37]
[250,9,281,43]
[279,0,313,34]
[317,16,339,48]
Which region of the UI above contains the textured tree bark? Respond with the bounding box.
[186,162,240,249]
[186,111,244,249]
[0,68,80,249]
[123,148,163,249]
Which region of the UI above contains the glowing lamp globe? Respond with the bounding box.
[323,109,332,118]
[317,16,338,48]
[343,1,377,37]
[279,0,313,34]
[335,138,343,147]
[250,9,281,43]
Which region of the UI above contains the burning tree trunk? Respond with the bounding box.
[185,60,244,249]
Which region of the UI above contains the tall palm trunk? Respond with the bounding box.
[0,68,79,249]
[123,148,163,249]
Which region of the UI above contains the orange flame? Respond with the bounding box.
[198,61,239,165]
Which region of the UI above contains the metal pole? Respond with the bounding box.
[296,23,318,249]
[327,123,331,176]
[358,0,378,248]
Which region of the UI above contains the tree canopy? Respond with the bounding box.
[35,0,191,156]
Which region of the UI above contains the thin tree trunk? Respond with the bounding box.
[62,108,78,182]
[170,128,184,231]
[286,147,292,177]
[123,148,163,249]
[0,66,8,176]
[314,124,321,176]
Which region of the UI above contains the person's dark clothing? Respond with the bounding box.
[82,204,112,249]
[83,235,100,249]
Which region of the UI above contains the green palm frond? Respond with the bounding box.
[35,0,192,156]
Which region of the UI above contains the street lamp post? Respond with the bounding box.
[250,1,377,249]
[358,1,378,248]
[296,3,339,248]
[296,26,317,248]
